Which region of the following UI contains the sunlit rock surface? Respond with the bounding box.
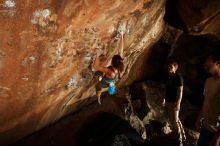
[0,0,165,144]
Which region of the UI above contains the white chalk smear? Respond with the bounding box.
[3,0,15,8]
[21,75,29,81]
[28,56,36,64]
[33,10,41,17]
[67,76,77,88]
[42,9,50,19]
[31,9,51,24]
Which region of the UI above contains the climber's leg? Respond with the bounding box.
[95,82,107,105]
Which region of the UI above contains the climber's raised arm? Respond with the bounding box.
[92,52,114,77]
[118,32,124,58]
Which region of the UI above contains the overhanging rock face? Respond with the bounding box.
[0,0,165,144]
[165,0,220,36]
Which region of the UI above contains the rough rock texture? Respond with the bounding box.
[0,0,165,144]
[165,0,220,36]
[128,24,220,107]
[131,81,200,146]
[124,94,147,140]
[13,84,200,146]
[126,25,182,87]
[13,95,126,146]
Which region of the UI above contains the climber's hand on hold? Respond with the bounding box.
[119,26,126,36]
[93,48,100,56]
[92,49,107,73]
[119,29,125,36]
[91,50,99,71]
[119,19,129,36]
[92,48,101,62]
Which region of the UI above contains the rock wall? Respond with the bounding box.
[165,0,220,36]
[128,25,220,107]
[0,0,165,144]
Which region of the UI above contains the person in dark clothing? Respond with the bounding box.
[165,72,183,103]
[162,60,186,146]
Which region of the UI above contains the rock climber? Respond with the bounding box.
[92,31,125,105]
